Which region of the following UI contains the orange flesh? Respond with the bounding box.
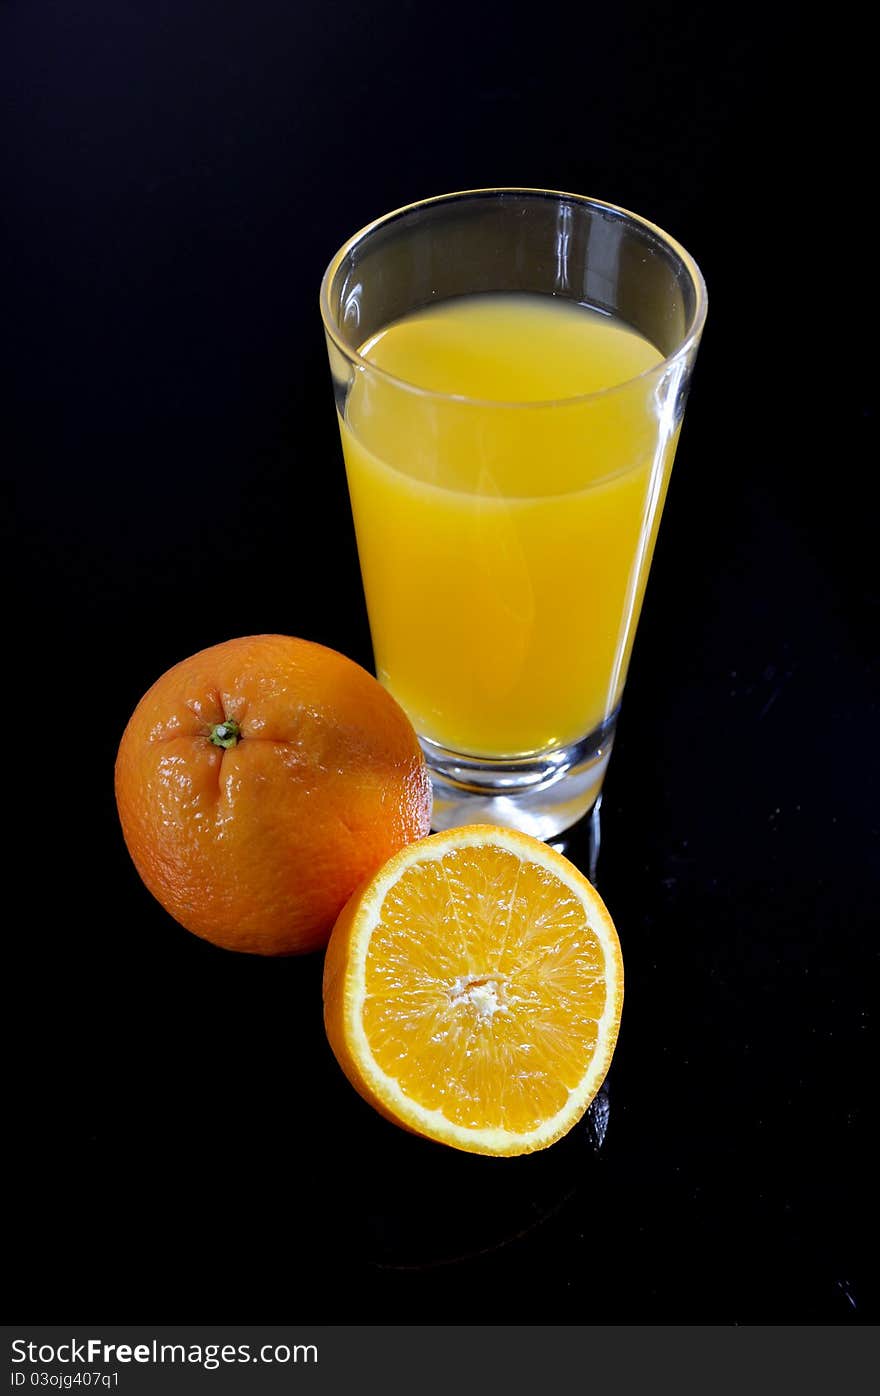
[362,845,607,1133]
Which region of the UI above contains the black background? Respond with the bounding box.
[3,1,877,1324]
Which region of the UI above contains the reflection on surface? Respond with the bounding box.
[549,795,603,885]
[357,1085,612,1271]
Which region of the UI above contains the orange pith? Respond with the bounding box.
[323,825,624,1155]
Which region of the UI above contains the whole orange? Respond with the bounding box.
[115,634,432,954]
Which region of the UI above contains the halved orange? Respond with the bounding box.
[323,824,623,1156]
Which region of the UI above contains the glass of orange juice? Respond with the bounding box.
[320,190,706,838]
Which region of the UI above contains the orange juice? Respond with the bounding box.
[339,292,675,758]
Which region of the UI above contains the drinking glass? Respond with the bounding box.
[320,189,706,838]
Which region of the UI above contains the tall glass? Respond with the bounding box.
[320,189,706,838]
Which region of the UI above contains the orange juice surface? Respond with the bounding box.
[340,292,675,758]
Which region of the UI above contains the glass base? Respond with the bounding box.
[422,712,618,841]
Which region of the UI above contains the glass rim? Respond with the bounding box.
[319,187,708,410]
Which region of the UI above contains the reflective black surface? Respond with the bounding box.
[4,1,875,1323]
